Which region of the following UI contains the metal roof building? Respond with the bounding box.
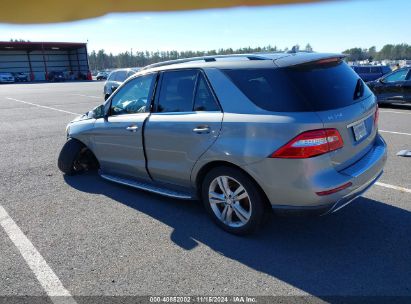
[0,41,90,81]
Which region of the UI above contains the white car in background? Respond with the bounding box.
[0,72,15,83]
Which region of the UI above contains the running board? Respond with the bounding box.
[100,173,194,200]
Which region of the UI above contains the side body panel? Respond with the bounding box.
[404,79,411,102]
[91,114,149,179]
[190,112,324,184]
[193,68,386,208]
[145,112,223,188]
[374,80,405,103]
[67,117,96,148]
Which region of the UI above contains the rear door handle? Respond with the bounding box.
[193,125,210,134]
[126,125,139,132]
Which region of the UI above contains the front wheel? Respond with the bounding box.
[201,166,266,235]
[57,138,87,175]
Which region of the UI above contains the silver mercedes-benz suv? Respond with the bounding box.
[58,53,387,235]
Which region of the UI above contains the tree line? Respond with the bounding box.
[342,44,411,62]
[88,43,411,70]
[88,44,313,70]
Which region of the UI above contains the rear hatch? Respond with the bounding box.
[283,58,378,170]
[223,57,378,170]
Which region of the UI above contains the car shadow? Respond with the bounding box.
[64,172,411,297]
[379,103,411,111]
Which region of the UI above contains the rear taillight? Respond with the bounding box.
[316,182,352,196]
[270,128,344,159]
[374,105,379,127]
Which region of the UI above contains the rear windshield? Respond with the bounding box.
[223,61,372,112]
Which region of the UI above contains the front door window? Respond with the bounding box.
[110,74,156,115]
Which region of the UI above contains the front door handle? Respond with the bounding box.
[126,125,139,132]
[193,125,210,134]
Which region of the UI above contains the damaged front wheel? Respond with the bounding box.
[57,138,97,175]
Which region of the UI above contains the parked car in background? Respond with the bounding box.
[59,53,386,235]
[367,67,411,104]
[96,71,109,81]
[12,72,29,82]
[0,72,15,83]
[104,68,140,100]
[48,71,66,82]
[352,65,391,82]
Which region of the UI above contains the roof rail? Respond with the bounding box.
[141,54,271,70]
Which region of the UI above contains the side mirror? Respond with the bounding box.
[89,104,106,119]
[86,110,96,119]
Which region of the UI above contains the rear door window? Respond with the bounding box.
[156,70,198,113]
[193,74,220,111]
[223,61,372,112]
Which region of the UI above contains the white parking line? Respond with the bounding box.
[6,97,80,115]
[376,182,411,194]
[380,110,411,115]
[379,130,411,136]
[0,205,77,304]
[70,94,101,99]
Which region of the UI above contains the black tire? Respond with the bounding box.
[201,166,266,235]
[57,138,86,175]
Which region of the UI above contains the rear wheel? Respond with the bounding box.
[58,138,91,175]
[201,166,266,235]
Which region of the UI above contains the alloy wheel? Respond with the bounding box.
[208,176,252,228]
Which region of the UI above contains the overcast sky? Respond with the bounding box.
[1,0,410,54]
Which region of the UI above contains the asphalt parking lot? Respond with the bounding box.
[0,82,410,302]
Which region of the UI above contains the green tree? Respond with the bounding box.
[305,43,313,52]
[368,46,376,61]
[342,48,367,61]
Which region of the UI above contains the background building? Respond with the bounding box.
[0,41,90,81]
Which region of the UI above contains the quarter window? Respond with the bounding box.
[157,70,198,113]
[110,74,155,115]
[224,61,372,112]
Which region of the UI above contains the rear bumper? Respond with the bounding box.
[243,133,387,214]
[323,169,383,215]
[271,170,383,216]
